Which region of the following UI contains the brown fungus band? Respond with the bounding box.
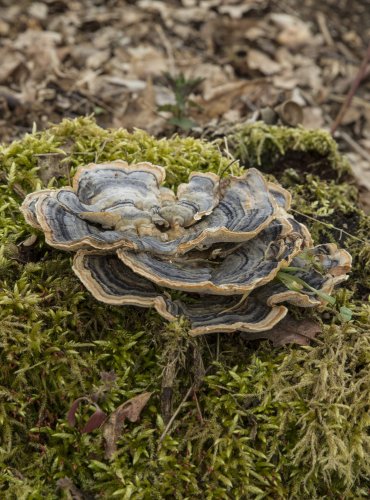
[21,160,351,336]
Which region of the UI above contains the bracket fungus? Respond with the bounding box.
[21,160,351,337]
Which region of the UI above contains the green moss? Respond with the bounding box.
[228,121,351,180]
[0,117,369,499]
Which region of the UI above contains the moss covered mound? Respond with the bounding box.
[0,117,369,499]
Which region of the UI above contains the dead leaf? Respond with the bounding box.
[196,79,270,119]
[0,48,24,83]
[270,14,313,48]
[67,397,88,427]
[86,49,110,70]
[36,153,68,184]
[272,74,299,90]
[28,2,48,21]
[244,26,267,41]
[103,392,152,459]
[219,2,267,19]
[303,107,325,129]
[81,408,108,434]
[13,30,62,82]
[57,477,85,500]
[67,396,107,433]
[341,106,362,125]
[127,46,168,79]
[295,65,322,92]
[241,315,321,346]
[0,19,10,37]
[247,49,281,75]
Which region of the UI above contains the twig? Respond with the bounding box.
[155,24,176,74]
[158,365,212,447]
[337,42,358,63]
[291,208,370,244]
[94,139,108,163]
[331,42,370,134]
[158,384,194,446]
[338,130,370,163]
[328,93,370,111]
[316,12,334,47]
[218,159,239,180]
[193,390,204,425]
[32,152,65,157]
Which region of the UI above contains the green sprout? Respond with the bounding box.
[277,269,353,322]
[158,72,204,131]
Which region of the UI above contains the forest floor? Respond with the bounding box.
[1,2,370,498]
[0,0,369,207]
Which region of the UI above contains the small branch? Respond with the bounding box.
[155,24,175,74]
[160,346,181,424]
[291,208,369,244]
[316,12,334,47]
[158,365,211,448]
[339,130,370,163]
[328,93,370,111]
[331,42,370,134]
[158,384,194,447]
[216,333,220,362]
[193,390,204,425]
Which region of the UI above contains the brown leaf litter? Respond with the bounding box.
[0,0,368,204]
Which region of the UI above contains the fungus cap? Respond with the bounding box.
[21,161,352,336]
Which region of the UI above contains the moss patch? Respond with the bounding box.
[0,117,369,498]
[227,121,351,181]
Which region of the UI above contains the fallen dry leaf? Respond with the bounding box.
[0,48,24,83]
[103,392,152,459]
[302,107,325,129]
[81,408,108,434]
[14,30,62,82]
[196,79,270,119]
[241,315,322,346]
[36,153,68,184]
[67,397,88,427]
[67,396,107,433]
[247,49,281,75]
[219,1,267,19]
[270,13,313,48]
[0,0,368,191]
[57,477,85,500]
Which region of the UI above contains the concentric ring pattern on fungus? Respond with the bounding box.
[21,160,351,336]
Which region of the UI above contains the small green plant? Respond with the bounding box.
[277,268,353,322]
[158,72,203,131]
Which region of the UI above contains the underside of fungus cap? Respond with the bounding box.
[69,242,351,336]
[71,249,289,335]
[117,217,304,295]
[175,295,288,336]
[72,250,177,321]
